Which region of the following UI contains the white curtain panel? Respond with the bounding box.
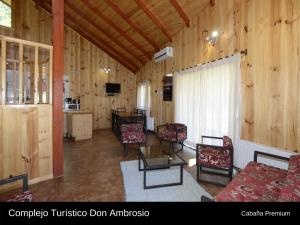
[137,81,151,117]
[174,55,242,147]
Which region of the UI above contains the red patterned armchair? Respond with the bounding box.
[0,174,32,202]
[157,123,187,151]
[196,136,234,183]
[121,123,147,155]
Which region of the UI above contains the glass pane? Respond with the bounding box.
[0,1,11,27]
[6,42,19,104]
[38,48,50,104]
[23,45,35,104]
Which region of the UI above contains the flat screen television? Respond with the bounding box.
[106,83,121,94]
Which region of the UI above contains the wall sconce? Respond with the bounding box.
[206,30,219,46]
[103,67,111,74]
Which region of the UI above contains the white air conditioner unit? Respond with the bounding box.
[154,47,173,62]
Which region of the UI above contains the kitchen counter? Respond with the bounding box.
[64,111,93,141]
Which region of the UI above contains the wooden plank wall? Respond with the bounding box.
[0,0,136,131]
[0,105,52,192]
[136,0,234,129]
[137,0,300,153]
[64,27,137,129]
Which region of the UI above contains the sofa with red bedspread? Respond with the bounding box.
[207,151,300,202]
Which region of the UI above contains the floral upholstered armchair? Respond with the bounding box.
[157,123,187,151]
[121,123,147,155]
[196,136,234,183]
[0,174,32,202]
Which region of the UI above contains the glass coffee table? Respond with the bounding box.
[138,145,187,189]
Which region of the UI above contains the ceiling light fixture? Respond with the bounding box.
[206,30,219,46]
[103,67,111,74]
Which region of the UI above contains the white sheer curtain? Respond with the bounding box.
[174,55,241,147]
[137,81,151,117]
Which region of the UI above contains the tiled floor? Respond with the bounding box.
[5,129,226,201]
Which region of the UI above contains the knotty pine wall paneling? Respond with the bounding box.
[137,0,300,153]
[0,0,136,130]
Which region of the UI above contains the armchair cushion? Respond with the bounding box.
[167,123,186,131]
[197,136,234,170]
[121,123,146,144]
[198,147,231,169]
[223,136,232,148]
[158,130,187,142]
[121,123,143,133]
[121,132,146,144]
[157,123,187,143]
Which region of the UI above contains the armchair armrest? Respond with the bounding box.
[197,143,225,151]
[0,174,29,192]
[175,125,187,132]
[157,124,167,134]
[254,151,289,163]
[201,135,223,142]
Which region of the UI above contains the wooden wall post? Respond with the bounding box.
[52,0,64,177]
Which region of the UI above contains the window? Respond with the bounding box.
[174,55,242,148]
[0,0,11,28]
[137,81,151,117]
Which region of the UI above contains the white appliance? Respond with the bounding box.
[147,117,155,131]
[154,47,173,62]
[64,103,80,111]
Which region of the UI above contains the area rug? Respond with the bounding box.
[120,160,212,202]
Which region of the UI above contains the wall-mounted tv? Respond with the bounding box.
[106,83,121,94]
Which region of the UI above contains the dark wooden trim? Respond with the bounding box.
[105,0,159,51]
[135,0,173,42]
[52,0,64,177]
[65,1,142,67]
[83,0,152,60]
[33,0,138,73]
[169,0,190,27]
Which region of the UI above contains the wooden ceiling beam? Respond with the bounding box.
[105,0,159,51]
[169,0,190,27]
[82,0,152,60]
[33,0,138,73]
[65,0,142,67]
[135,0,172,42]
[65,18,138,73]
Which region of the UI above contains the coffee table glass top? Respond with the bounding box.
[139,145,186,169]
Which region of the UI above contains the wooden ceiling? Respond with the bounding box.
[34,0,210,73]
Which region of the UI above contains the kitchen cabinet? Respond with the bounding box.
[66,111,92,141]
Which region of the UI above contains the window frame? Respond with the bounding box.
[0,0,12,29]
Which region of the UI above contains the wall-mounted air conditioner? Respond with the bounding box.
[153,47,173,62]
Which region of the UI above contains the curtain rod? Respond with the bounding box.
[173,49,247,73]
